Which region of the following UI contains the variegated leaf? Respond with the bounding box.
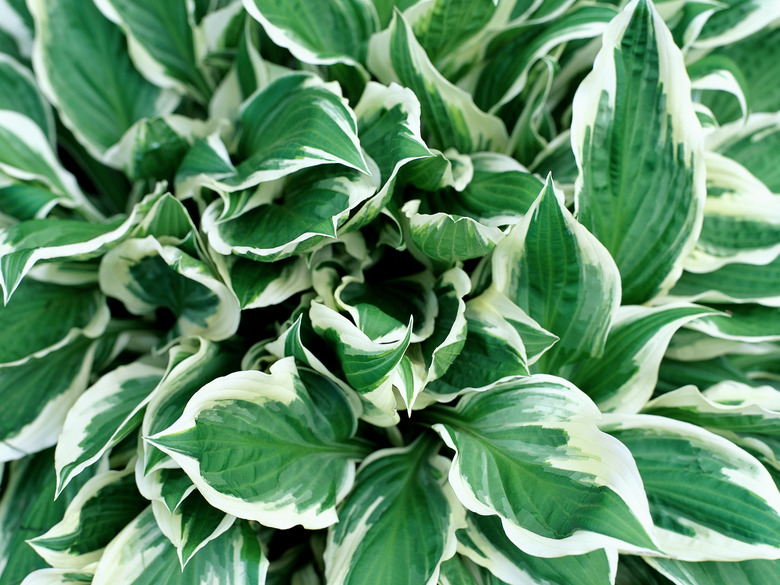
[457,512,618,585]
[0,279,107,367]
[686,304,780,343]
[647,556,780,585]
[367,11,507,154]
[214,254,311,310]
[569,304,717,414]
[148,359,369,529]
[431,375,658,557]
[93,0,212,100]
[0,337,97,463]
[0,54,53,142]
[98,237,240,342]
[572,0,705,304]
[692,0,780,49]
[28,466,147,569]
[492,176,621,371]
[324,438,462,585]
[604,414,780,561]
[54,361,165,494]
[28,0,177,162]
[91,508,267,585]
[243,0,377,66]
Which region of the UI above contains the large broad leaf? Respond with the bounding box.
[647,556,780,585]
[94,0,212,100]
[27,0,177,162]
[0,337,96,463]
[569,304,717,414]
[148,358,369,530]
[243,0,377,66]
[0,450,90,585]
[324,438,462,585]
[214,254,311,310]
[367,11,507,154]
[604,414,780,561]
[457,512,617,585]
[686,304,780,343]
[177,74,369,193]
[54,361,165,494]
[492,177,621,372]
[571,0,705,304]
[91,508,267,585]
[98,237,240,342]
[431,375,658,557]
[0,279,107,366]
[28,466,147,570]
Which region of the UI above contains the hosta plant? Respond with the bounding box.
[1,0,780,583]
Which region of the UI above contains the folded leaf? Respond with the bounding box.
[0,54,53,142]
[569,304,716,414]
[149,359,368,529]
[432,375,658,557]
[572,0,705,303]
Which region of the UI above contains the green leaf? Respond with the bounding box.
[151,489,235,569]
[28,466,147,569]
[243,0,378,65]
[367,11,507,154]
[204,165,379,263]
[684,152,780,273]
[647,556,780,585]
[0,450,91,585]
[572,0,705,304]
[0,279,107,366]
[0,337,97,463]
[438,554,511,585]
[431,375,658,556]
[98,237,240,342]
[457,512,617,585]
[492,177,621,371]
[644,382,780,435]
[604,414,780,560]
[687,304,780,343]
[473,4,616,112]
[569,304,717,413]
[0,54,53,142]
[310,300,412,416]
[149,359,368,530]
[692,0,780,49]
[215,254,311,310]
[28,0,177,161]
[324,438,462,585]
[91,508,267,585]
[54,361,164,494]
[94,0,212,100]
[0,193,156,303]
